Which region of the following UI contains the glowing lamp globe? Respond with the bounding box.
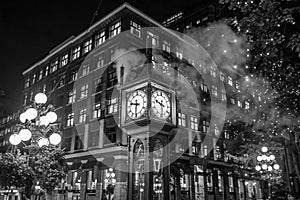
[269,155,275,160]
[19,129,32,141]
[19,112,27,123]
[40,116,50,126]
[255,165,261,171]
[49,133,61,145]
[38,137,49,147]
[261,155,268,160]
[257,156,262,162]
[34,93,47,104]
[268,166,273,171]
[25,108,38,120]
[9,134,21,145]
[261,146,268,153]
[46,111,57,123]
[262,164,268,170]
[273,164,280,170]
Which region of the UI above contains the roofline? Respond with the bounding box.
[22,2,193,75]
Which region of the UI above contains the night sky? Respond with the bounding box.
[0,0,202,115]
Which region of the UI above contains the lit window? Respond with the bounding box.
[245,101,250,109]
[92,103,101,119]
[221,89,226,101]
[107,97,118,114]
[228,76,233,86]
[206,169,213,192]
[210,66,216,77]
[235,80,240,90]
[176,47,183,59]
[25,78,30,88]
[230,98,235,104]
[237,100,242,107]
[212,85,218,96]
[109,21,121,38]
[66,113,74,127]
[162,62,171,75]
[94,77,103,93]
[162,41,171,53]
[80,84,88,99]
[68,89,76,104]
[45,66,49,76]
[38,70,43,80]
[50,60,58,73]
[214,126,220,136]
[218,171,224,192]
[42,84,47,93]
[79,108,87,123]
[95,30,106,46]
[147,31,159,48]
[200,83,208,92]
[107,70,117,88]
[23,93,27,105]
[29,92,34,101]
[178,113,186,127]
[96,54,104,69]
[130,21,141,38]
[228,173,234,192]
[72,46,81,60]
[61,53,69,67]
[220,72,225,81]
[202,121,209,133]
[191,116,198,130]
[83,39,92,54]
[70,70,78,82]
[81,64,90,77]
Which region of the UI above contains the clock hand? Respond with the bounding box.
[155,99,164,107]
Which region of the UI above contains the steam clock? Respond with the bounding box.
[119,63,177,200]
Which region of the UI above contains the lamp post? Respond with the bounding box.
[9,92,61,147]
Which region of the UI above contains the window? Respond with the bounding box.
[218,171,224,192]
[230,98,235,104]
[70,70,78,82]
[29,92,34,101]
[72,46,81,60]
[61,53,68,67]
[81,64,90,77]
[107,70,117,87]
[214,126,220,136]
[50,60,58,73]
[206,169,213,192]
[235,80,240,90]
[162,41,171,53]
[245,101,250,110]
[107,97,118,114]
[130,21,141,37]
[228,173,234,192]
[96,54,104,68]
[92,103,101,119]
[176,47,183,59]
[25,78,30,88]
[221,89,226,101]
[95,30,106,46]
[58,75,65,87]
[83,39,92,54]
[210,66,216,77]
[109,21,121,38]
[191,116,198,130]
[80,84,89,99]
[66,113,74,127]
[237,100,242,107]
[178,113,186,127]
[147,31,159,48]
[105,126,117,144]
[88,131,99,148]
[45,66,49,76]
[203,121,209,133]
[74,135,83,150]
[50,79,57,90]
[94,77,103,93]
[110,46,119,61]
[200,83,208,92]
[228,76,233,86]
[220,72,225,81]
[42,84,47,93]
[79,108,87,123]
[23,93,27,105]
[68,89,76,104]
[38,70,43,80]
[212,85,218,96]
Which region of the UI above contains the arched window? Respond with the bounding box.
[133,140,145,200]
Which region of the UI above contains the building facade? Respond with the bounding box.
[17,3,265,200]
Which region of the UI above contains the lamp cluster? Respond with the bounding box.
[255,146,280,172]
[9,93,61,147]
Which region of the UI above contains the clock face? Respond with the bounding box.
[151,90,171,119]
[127,90,147,119]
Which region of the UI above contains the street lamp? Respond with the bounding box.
[9,92,61,147]
[255,146,280,172]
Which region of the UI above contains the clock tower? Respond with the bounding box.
[118,59,177,200]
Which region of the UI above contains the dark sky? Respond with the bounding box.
[0,0,202,115]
